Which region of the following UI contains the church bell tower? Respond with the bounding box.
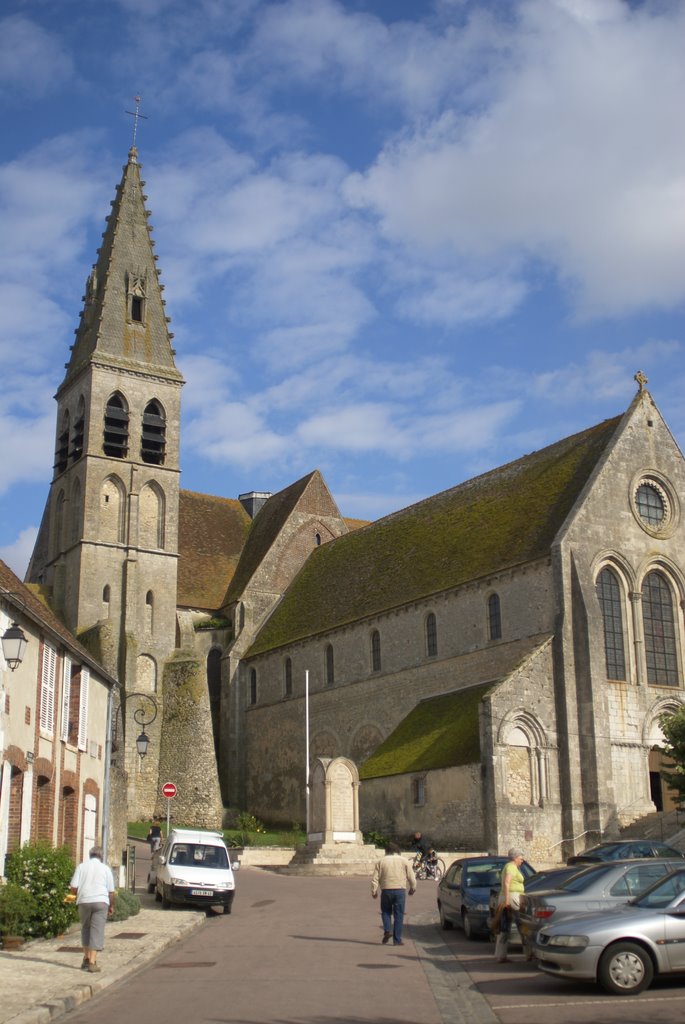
[27,145,184,816]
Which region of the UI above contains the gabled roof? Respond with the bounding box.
[0,560,117,686]
[60,147,182,390]
[177,490,251,610]
[246,414,622,656]
[223,470,326,606]
[360,682,495,779]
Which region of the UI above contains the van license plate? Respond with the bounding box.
[191,889,212,897]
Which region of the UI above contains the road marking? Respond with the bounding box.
[495,994,685,1009]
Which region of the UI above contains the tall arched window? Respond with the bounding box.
[488,593,502,641]
[141,399,166,465]
[284,657,293,697]
[325,644,335,686]
[139,481,165,549]
[100,476,126,544]
[249,668,257,705]
[69,477,82,544]
[145,590,154,634]
[71,396,85,463]
[426,612,438,658]
[596,567,627,680]
[642,571,679,686]
[55,410,69,475]
[103,392,129,458]
[371,630,381,672]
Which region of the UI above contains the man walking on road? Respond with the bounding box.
[371,842,416,946]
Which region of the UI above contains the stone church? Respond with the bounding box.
[26,146,685,863]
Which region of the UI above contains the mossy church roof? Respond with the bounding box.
[359,682,494,779]
[178,490,251,610]
[246,415,621,657]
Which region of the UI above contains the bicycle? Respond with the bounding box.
[412,853,445,881]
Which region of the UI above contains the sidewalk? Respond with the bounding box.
[0,902,206,1024]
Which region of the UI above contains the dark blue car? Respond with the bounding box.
[437,855,536,938]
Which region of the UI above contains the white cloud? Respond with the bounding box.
[0,15,73,98]
[0,527,39,579]
[0,412,54,495]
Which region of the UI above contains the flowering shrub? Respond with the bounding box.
[5,842,78,938]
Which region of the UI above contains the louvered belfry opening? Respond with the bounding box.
[141,400,166,465]
[103,393,129,458]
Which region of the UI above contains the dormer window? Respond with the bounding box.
[141,400,166,465]
[103,392,129,458]
[131,296,143,322]
[127,269,147,324]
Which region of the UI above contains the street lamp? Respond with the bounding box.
[123,692,158,760]
[1,621,28,672]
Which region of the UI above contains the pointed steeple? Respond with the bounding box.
[62,146,182,387]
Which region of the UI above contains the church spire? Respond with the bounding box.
[62,146,182,388]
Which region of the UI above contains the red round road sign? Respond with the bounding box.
[162,782,177,798]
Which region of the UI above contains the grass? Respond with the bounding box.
[127,821,306,848]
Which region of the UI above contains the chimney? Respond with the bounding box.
[239,491,272,519]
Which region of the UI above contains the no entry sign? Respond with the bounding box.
[162,782,177,798]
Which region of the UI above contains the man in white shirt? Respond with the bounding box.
[371,843,416,946]
[70,846,116,973]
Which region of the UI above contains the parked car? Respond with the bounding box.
[437,855,535,939]
[520,857,685,949]
[487,865,584,926]
[536,867,685,995]
[567,839,684,865]
[148,828,239,913]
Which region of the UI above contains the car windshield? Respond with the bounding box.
[464,864,503,888]
[635,870,685,909]
[557,864,615,892]
[169,844,228,868]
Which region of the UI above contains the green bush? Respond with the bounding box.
[0,882,37,937]
[111,888,141,922]
[5,842,77,938]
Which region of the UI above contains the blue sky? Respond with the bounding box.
[1,0,684,577]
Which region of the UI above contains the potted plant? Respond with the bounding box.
[0,882,36,949]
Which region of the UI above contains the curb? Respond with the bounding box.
[6,913,206,1024]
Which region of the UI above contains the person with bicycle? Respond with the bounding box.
[411,832,437,874]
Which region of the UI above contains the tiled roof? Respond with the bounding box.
[360,682,496,778]
[246,415,622,656]
[222,471,319,606]
[0,560,117,685]
[177,490,251,610]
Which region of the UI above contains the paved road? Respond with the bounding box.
[44,863,685,1024]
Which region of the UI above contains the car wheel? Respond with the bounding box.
[462,910,476,940]
[438,903,453,930]
[223,903,232,915]
[161,886,171,910]
[598,942,654,996]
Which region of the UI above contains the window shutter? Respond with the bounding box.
[40,641,57,734]
[78,666,90,750]
[60,655,71,742]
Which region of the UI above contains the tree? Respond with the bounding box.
[658,708,685,808]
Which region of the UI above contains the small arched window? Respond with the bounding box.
[426,612,437,658]
[642,571,679,686]
[284,658,293,697]
[102,585,111,618]
[249,668,257,705]
[103,393,129,458]
[488,593,502,641]
[371,630,381,672]
[325,644,335,686]
[596,567,626,680]
[145,590,154,634]
[141,400,166,465]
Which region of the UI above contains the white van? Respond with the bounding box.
[149,828,239,913]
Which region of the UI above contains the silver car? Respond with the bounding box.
[536,867,685,995]
[520,857,684,948]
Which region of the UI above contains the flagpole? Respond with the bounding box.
[305,669,310,837]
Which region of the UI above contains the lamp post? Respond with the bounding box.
[1,621,28,671]
[123,692,158,761]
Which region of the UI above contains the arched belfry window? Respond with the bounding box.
[71,396,85,463]
[596,567,627,680]
[642,570,679,687]
[141,400,166,465]
[55,411,69,475]
[488,593,502,641]
[103,393,129,458]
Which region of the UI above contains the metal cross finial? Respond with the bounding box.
[634,370,648,393]
[125,95,149,148]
